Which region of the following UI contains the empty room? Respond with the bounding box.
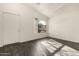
[0,3,79,56]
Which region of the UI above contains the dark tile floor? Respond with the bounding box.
[0,37,79,56]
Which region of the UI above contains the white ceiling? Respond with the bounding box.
[24,3,79,19]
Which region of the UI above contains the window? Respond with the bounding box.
[34,18,47,33]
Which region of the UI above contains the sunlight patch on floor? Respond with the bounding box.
[54,46,79,56]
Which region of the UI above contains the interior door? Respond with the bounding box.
[3,12,20,45]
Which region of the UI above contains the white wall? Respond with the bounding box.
[0,3,48,46]
[49,4,79,43]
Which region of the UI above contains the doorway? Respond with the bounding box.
[3,12,20,45]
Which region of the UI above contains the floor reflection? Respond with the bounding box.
[54,46,79,56]
[0,38,79,56]
[30,39,79,56]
